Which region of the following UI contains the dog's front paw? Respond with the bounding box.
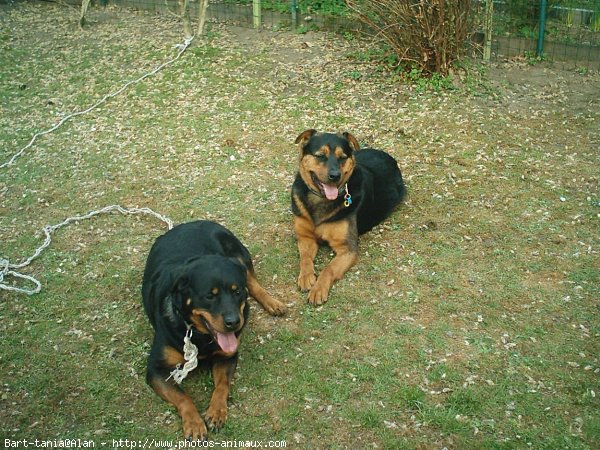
[307,281,330,306]
[182,410,208,441]
[264,298,287,316]
[204,404,227,431]
[298,271,317,291]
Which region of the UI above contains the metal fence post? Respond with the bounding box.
[483,0,493,61]
[536,0,547,57]
[291,0,298,28]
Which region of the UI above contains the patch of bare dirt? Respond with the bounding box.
[487,59,600,117]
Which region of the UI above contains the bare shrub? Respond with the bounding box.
[346,0,476,76]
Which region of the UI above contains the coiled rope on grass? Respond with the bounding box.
[1,37,195,294]
[0,206,174,295]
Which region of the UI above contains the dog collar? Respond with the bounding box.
[343,184,352,207]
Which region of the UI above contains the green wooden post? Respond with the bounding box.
[536,0,548,57]
[483,0,493,61]
[253,0,262,29]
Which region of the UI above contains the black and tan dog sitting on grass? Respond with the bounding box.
[291,129,405,305]
[142,220,286,440]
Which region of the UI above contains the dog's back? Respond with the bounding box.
[144,221,252,280]
[353,149,405,234]
[146,221,245,264]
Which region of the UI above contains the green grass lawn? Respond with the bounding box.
[1,2,599,448]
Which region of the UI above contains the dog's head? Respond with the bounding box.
[295,129,359,200]
[168,256,249,355]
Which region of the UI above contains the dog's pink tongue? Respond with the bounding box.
[322,183,339,200]
[216,332,238,353]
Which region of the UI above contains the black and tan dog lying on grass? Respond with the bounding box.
[291,129,405,305]
[142,220,285,440]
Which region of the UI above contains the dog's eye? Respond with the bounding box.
[314,154,327,161]
[206,287,220,300]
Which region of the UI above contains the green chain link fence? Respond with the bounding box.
[484,0,600,68]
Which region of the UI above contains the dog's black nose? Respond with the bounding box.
[328,170,341,182]
[224,315,241,330]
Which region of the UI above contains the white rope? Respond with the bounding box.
[0,205,174,295]
[166,326,199,384]
[0,35,195,294]
[1,36,194,294]
[1,36,194,169]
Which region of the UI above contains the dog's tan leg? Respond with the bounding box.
[247,269,286,316]
[294,216,319,291]
[308,221,358,305]
[204,358,236,431]
[149,376,207,440]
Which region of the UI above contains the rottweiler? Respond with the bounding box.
[291,129,405,305]
[142,220,286,440]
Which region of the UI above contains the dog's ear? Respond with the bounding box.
[227,257,249,280]
[172,271,190,295]
[151,269,175,301]
[342,132,360,152]
[295,129,317,146]
[228,256,247,270]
